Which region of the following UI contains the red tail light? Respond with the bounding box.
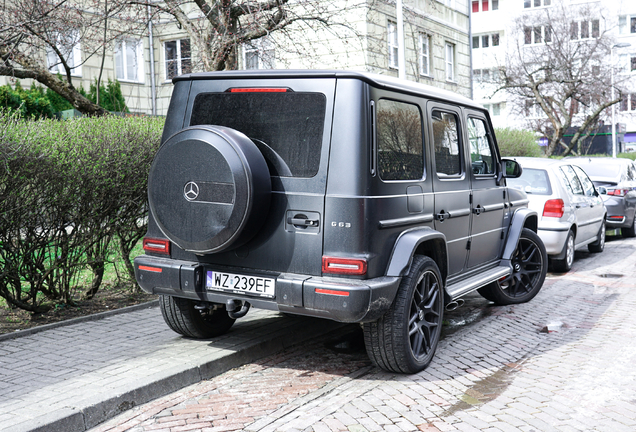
[543,199,565,218]
[607,189,627,197]
[322,256,367,275]
[143,238,171,255]
[228,88,288,93]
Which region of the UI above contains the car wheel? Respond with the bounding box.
[552,230,575,273]
[148,125,271,254]
[588,222,606,253]
[159,295,236,339]
[478,228,547,305]
[622,214,636,238]
[363,255,444,374]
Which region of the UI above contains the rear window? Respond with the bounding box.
[190,92,327,178]
[507,168,552,195]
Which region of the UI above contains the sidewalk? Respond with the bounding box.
[0,303,345,432]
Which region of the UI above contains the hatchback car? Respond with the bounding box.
[507,158,606,272]
[567,157,636,238]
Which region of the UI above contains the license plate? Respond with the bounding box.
[206,271,275,298]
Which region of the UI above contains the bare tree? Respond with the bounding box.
[0,0,146,115]
[494,0,625,156]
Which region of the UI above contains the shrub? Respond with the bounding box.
[0,112,163,311]
[494,127,543,157]
[0,82,54,119]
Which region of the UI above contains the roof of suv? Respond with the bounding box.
[173,69,482,111]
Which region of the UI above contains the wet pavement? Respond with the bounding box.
[86,235,636,432]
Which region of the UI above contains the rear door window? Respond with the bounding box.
[376,99,424,181]
[190,91,326,178]
[432,110,462,177]
[561,165,584,195]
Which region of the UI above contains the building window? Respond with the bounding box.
[445,43,455,81]
[524,26,550,44]
[618,16,636,35]
[473,33,500,49]
[165,39,191,80]
[46,31,82,76]
[419,33,430,76]
[571,20,600,40]
[620,94,636,112]
[525,0,550,8]
[388,21,399,69]
[115,39,143,82]
[244,38,275,70]
[472,0,498,12]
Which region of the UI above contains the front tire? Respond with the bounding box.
[363,256,444,374]
[478,228,547,305]
[160,295,235,339]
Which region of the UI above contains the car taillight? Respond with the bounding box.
[607,189,627,197]
[143,238,171,255]
[543,199,565,218]
[322,256,367,275]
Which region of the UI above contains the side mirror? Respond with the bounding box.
[502,159,523,178]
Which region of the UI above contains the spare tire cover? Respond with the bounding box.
[148,125,271,254]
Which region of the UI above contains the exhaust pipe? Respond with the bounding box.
[226,299,251,319]
[445,298,465,312]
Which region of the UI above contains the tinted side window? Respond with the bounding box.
[377,99,424,181]
[572,165,595,196]
[467,117,495,175]
[190,92,326,178]
[561,165,584,195]
[432,110,462,176]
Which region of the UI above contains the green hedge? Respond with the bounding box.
[0,112,163,312]
[494,127,543,157]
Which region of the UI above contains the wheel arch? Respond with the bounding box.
[502,208,540,261]
[385,227,448,283]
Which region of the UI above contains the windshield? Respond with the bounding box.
[507,168,552,195]
[190,91,327,178]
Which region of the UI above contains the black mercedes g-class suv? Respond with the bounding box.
[135,70,546,373]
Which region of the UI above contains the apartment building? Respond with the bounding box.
[471,0,636,151]
[1,0,472,117]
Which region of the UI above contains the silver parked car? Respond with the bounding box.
[567,157,636,238]
[507,158,606,272]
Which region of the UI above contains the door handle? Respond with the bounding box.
[473,205,485,215]
[435,211,451,221]
[289,217,319,227]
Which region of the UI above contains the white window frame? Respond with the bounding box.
[619,15,636,35]
[445,43,455,82]
[419,33,430,76]
[115,39,144,83]
[524,0,551,9]
[46,30,82,77]
[471,0,499,13]
[164,39,191,81]
[243,38,275,70]
[388,21,399,70]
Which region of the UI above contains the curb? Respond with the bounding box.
[0,300,160,342]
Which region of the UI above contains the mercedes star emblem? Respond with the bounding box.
[184,181,200,201]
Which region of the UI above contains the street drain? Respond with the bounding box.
[599,274,624,278]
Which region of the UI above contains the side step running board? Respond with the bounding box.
[446,265,511,301]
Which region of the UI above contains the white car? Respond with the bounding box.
[507,157,606,272]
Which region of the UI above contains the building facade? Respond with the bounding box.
[471,0,636,151]
[1,0,472,117]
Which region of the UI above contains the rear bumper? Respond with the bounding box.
[134,255,401,323]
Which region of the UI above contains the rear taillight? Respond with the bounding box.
[607,189,628,197]
[543,199,565,218]
[322,256,367,275]
[143,238,171,255]
[607,215,626,222]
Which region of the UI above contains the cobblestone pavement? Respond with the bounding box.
[90,236,636,432]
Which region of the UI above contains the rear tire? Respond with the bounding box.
[588,222,605,253]
[160,295,235,339]
[622,215,636,238]
[551,230,574,273]
[478,228,547,305]
[363,256,444,374]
